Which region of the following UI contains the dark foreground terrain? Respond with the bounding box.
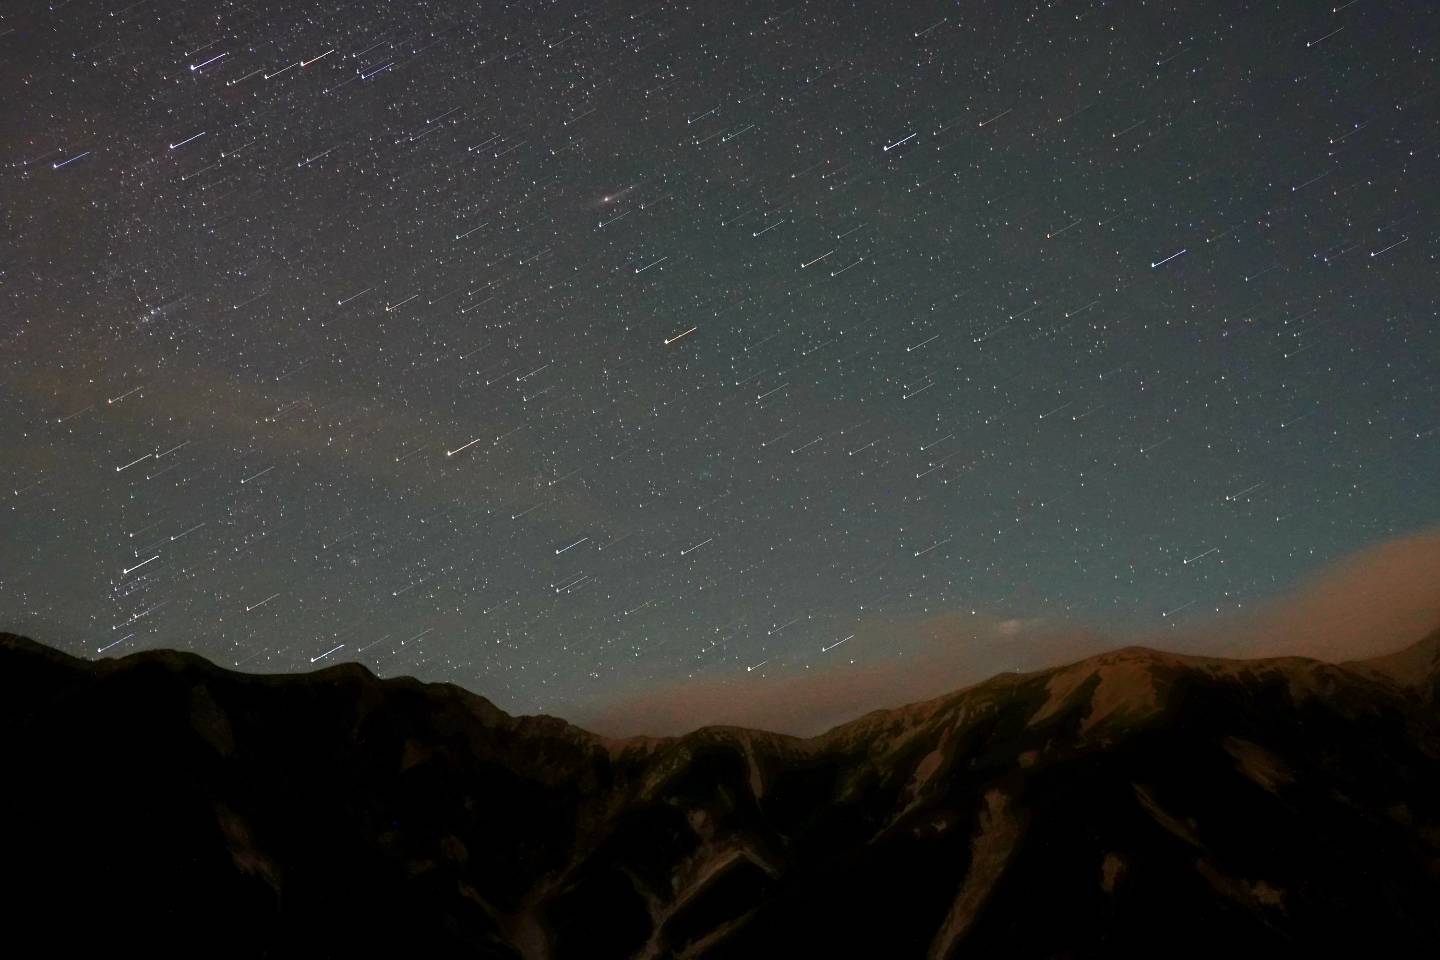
[4,629,1440,958]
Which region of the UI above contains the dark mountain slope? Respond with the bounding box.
[3,629,1439,958]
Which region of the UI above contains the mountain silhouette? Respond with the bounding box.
[3,629,1439,958]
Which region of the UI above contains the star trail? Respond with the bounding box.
[2,0,1437,721]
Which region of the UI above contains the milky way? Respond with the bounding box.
[3,0,1437,718]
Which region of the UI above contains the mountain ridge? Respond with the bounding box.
[6,627,1437,745]
[3,627,1439,958]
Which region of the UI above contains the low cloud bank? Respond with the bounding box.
[572,527,1440,738]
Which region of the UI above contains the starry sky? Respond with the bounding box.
[3,0,1437,726]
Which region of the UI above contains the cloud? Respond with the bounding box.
[1167,526,1440,664]
[570,527,1440,739]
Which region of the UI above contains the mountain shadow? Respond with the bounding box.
[3,628,1439,958]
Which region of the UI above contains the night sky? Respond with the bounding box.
[4,0,1437,724]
